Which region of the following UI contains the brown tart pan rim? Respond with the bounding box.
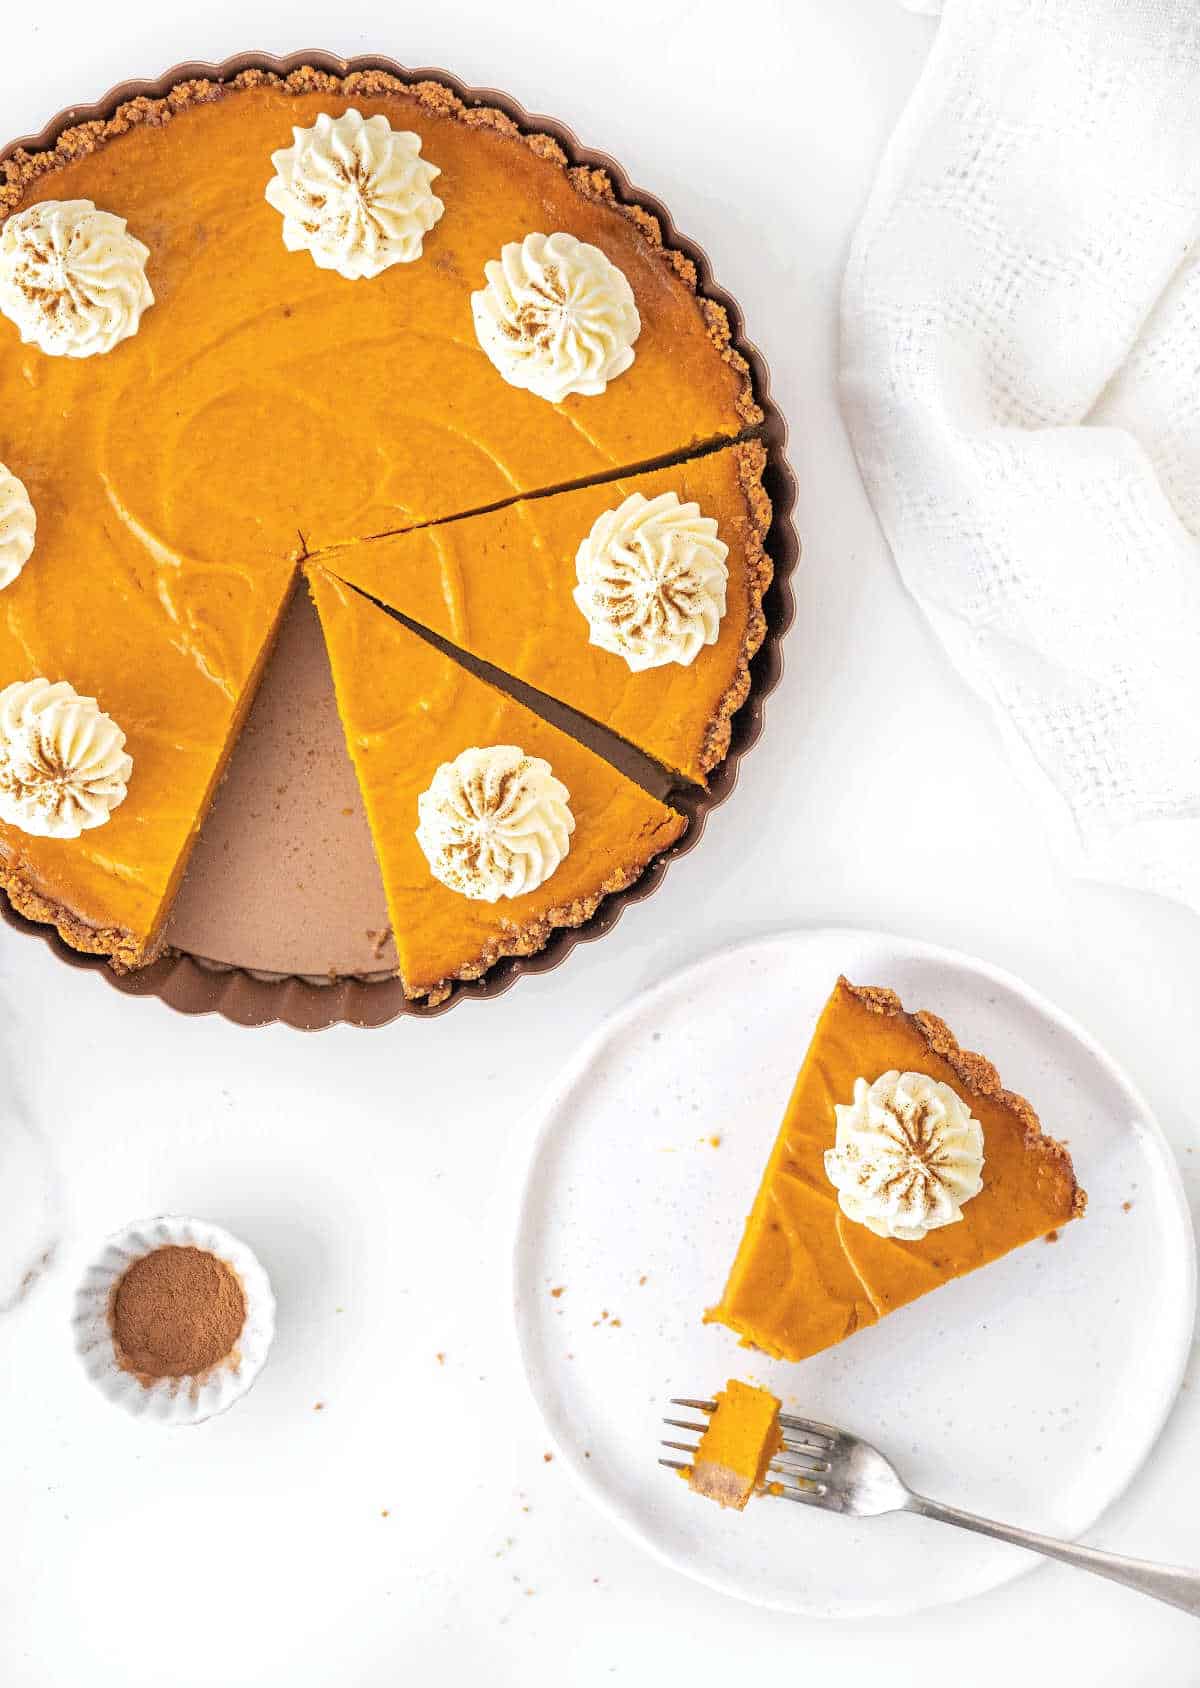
[0,48,800,1031]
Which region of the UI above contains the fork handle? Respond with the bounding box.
[906,1495,1200,1616]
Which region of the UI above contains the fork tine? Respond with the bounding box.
[658,1457,691,1473]
[771,1449,832,1475]
[770,1473,828,1494]
[662,1416,711,1434]
[660,1439,700,1455]
[767,1479,831,1508]
[768,1455,829,1482]
[780,1436,834,1462]
[669,1398,717,1413]
[778,1412,841,1445]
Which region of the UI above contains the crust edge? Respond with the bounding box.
[697,438,773,781]
[409,813,688,1005]
[841,977,1088,1221]
[0,860,150,972]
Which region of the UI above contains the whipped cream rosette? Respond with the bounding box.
[416,744,575,901]
[266,109,444,279]
[574,489,729,670]
[0,678,132,839]
[0,464,36,590]
[472,231,640,402]
[825,1070,986,1241]
[0,199,153,357]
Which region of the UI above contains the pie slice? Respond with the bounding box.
[686,1379,782,1510]
[706,978,1086,1363]
[306,563,688,1003]
[0,534,294,969]
[319,442,772,785]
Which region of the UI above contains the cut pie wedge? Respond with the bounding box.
[306,564,687,1003]
[318,441,772,784]
[706,978,1086,1364]
[0,542,294,969]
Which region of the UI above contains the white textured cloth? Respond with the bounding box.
[842,0,1200,911]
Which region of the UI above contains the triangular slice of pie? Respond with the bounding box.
[0,549,294,971]
[317,442,771,785]
[306,563,688,1004]
[706,978,1085,1363]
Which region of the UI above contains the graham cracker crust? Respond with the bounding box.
[0,863,148,972]
[697,439,772,782]
[842,977,1088,1221]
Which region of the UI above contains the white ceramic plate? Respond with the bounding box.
[512,929,1196,1617]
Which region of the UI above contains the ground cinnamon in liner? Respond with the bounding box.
[109,1246,246,1383]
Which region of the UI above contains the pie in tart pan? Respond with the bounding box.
[0,50,798,1027]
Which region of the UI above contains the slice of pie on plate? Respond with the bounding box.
[706,978,1086,1363]
[319,441,772,785]
[306,563,687,1004]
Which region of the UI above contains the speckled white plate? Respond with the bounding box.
[512,929,1196,1617]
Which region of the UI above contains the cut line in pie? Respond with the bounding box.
[318,440,771,786]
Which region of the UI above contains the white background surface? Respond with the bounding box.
[0,2,1197,1684]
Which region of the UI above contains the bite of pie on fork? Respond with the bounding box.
[662,1388,1200,1617]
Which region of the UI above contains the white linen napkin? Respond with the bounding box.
[841,0,1200,911]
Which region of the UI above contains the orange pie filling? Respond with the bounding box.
[687,1379,783,1510]
[706,979,1086,1364]
[0,68,768,979]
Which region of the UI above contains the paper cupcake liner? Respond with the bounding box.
[71,1215,276,1425]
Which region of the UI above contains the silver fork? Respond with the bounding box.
[662,1399,1200,1617]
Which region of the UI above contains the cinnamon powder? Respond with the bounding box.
[110,1246,246,1383]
